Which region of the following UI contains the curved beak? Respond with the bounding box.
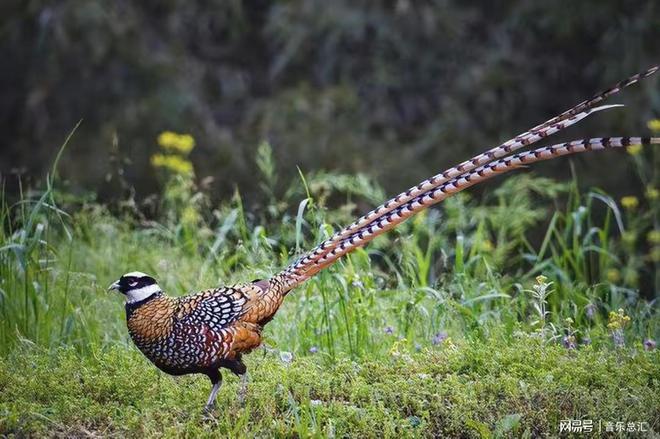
[108,280,121,292]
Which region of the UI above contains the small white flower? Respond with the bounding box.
[352,280,364,289]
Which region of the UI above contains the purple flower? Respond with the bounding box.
[384,326,394,335]
[432,331,448,345]
[611,329,625,348]
[585,303,596,319]
[309,346,318,354]
[562,335,576,350]
[643,339,656,351]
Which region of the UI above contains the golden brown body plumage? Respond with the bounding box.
[125,280,284,374]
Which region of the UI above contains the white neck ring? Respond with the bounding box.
[125,284,161,304]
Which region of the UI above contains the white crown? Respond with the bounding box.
[123,271,150,278]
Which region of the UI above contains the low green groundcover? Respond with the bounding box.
[1,337,657,438]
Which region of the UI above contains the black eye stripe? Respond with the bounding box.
[122,276,156,286]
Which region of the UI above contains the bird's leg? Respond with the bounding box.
[204,370,222,413]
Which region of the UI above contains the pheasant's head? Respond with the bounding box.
[108,271,162,304]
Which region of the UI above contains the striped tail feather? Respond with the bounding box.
[280,65,659,284]
[284,105,618,278]
[533,65,658,128]
[279,136,658,287]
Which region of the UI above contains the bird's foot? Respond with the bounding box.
[204,373,222,415]
[202,402,216,417]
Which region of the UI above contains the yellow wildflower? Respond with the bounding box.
[151,153,193,174]
[389,338,407,357]
[157,131,176,148]
[535,275,548,285]
[157,131,196,154]
[647,119,660,132]
[606,268,620,283]
[620,196,639,210]
[645,186,659,200]
[607,308,631,331]
[626,144,642,156]
[151,153,166,168]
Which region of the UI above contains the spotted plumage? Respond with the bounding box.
[125,287,251,373]
[108,66,659,411]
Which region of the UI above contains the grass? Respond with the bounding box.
[1,338,658,437]
[0,140,659,436]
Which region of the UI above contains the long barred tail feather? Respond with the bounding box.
[298,137,658,278]
[274,65,659,290]
[282,66,658,282]
[532,65,658,129]
[278,136,658,288]
[282,104,621,282]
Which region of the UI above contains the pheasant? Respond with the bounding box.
[108,66,659,411]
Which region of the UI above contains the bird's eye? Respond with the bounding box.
[128,280,138,287]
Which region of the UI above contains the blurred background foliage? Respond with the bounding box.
[0,0,659,365]
[1,0,659,205]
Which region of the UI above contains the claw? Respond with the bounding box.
[203,403,215,415]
